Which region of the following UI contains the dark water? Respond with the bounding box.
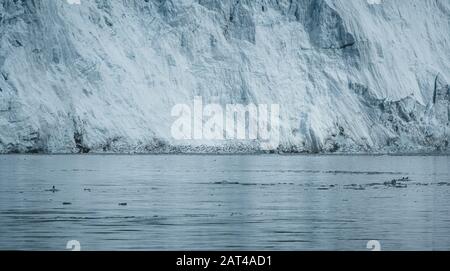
[0,154,449,251]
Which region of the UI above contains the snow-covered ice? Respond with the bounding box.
[0,0,449,153]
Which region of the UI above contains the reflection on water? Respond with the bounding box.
[0,154,449,250]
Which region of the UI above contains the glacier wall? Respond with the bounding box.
[0,0,449,153]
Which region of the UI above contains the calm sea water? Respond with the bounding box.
[0,154,449,251]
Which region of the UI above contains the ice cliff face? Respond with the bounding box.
[0,0,449,153]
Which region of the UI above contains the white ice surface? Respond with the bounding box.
[0,0,448,153]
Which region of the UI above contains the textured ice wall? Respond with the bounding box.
[0,0,449,153]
